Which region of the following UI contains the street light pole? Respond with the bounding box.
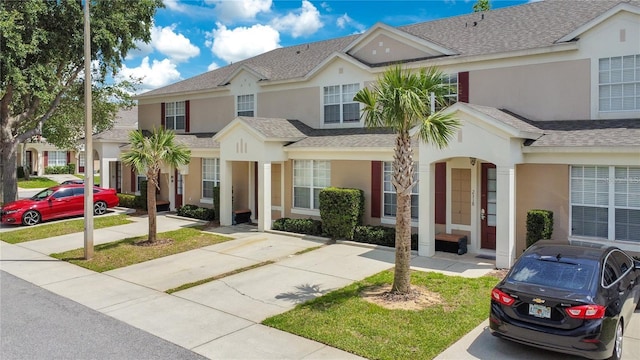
[83,0,94,259]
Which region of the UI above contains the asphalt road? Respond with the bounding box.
[0,271,206,360]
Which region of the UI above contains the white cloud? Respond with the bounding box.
[208,62,220,71]
[151,25,200,63]
[207,23,280,63]
[207,0,272,23]
[271,0,322,38]
[163,0,187,12]
[336,13,351,29]
[320,2,331,12]
[119,57,181,92]
[127,40,154,60]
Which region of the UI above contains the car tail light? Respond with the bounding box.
[491,288,515,306]
[565,305,605,319]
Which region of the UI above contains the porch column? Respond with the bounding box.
[418,162,436,257]
[496,165,517,268]
[220,160,233,226]
[100,158,110,188]
[258,161,272,231]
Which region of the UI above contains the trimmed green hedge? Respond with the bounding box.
[352,225,418,250]
[526,209,554,247]
[272,218,323,236]
[45,165,72,174]
[117,193,141,208]
[319,187,364,240]
[177,204,214,221]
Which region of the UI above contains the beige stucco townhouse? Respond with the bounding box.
[114,0,640,268]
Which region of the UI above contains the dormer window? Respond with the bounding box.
[323,83,360,124]
[599,55,639,112]
[237,94,255,117]
[164,101,186,131]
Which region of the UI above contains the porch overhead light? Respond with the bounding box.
[470,157,477,166]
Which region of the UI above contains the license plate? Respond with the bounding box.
[529,304,551,318]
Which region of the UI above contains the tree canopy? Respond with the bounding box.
[0,0,163,202]
[473,0,491,12]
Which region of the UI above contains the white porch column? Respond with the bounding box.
[100,158,110,188]
[418,162,436,257]
[258,161,272,231]
[37,152,44,176]
[496,165,517,268]
[220,160,233,226]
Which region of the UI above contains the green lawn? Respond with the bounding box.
[17,177,58,189]
[263,270,499,360]
[76,174,101,185]
[51,227,232,272]
[1,215,133,244]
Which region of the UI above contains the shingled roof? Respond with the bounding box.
[526,119,640,147]
[137,0,637,98]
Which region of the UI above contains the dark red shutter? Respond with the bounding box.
[43,151,48,167]
[160,102,165,129]
[185,100,190,133]
[371,161,382,218]
[131,168,136,193]
[435,162,446,224]
[66,151,71,164]
[458,71,469,103]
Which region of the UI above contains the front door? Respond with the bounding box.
[25,151,33,175]
[174,169,183,208]
[481,163,497,250]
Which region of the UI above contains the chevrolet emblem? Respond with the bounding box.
[532,298,545,304]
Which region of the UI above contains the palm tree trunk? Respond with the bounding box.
[391,132,414,294]
[147,173,157,243]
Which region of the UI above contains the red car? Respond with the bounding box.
[1,184,119,226]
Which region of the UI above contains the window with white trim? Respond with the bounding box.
[571,166,640,242]
[383,162,419,219]
[165,101,186,131]
[79,152,86,167]
[599,55,640,112]
[237,94,254,117]
[293,160,330,209]
[443,73,458,106]
[323,83,360,124]
[136,174,147,192]
[202,158,220,200]
[48,151,67,167]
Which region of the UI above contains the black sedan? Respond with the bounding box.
[490,241,640,360]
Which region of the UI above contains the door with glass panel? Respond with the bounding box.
[481,163,497,250]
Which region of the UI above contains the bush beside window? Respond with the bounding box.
[526,209,554,247]
[117,193,141,209]
[177,204,215,221]
[272,218,323,236]
[45,165,72,174]
[319,187,364,240]
[353,225,418,250]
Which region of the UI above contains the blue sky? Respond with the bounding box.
[121,0,531,93]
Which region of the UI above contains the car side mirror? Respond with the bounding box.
[635,260,640,271]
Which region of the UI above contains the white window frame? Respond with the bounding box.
[598,54,640,112]
[201,158,220,204]
[323,83,360,125]
[165,101,186,131]
[136,174,147,195]
[79,152,86,167]
[292,160,330,213]
[48,151,67,167]
[443,73,458,106]
[237,94,255,117]
[570,165,640,243]
[381,162,419,225]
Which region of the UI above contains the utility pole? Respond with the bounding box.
[83,0,94,259]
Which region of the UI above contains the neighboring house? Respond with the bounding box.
[127,0,639,268]
[19,137,76,176]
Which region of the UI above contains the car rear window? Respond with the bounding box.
[507,257,597,292]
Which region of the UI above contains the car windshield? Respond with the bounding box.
[507,256,597,292]
[31,189,55,200]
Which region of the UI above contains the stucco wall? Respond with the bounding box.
[182,159,206,207]
[351,33,435,65]
[190,96,235,133]
[138,103,161,131]
[231,161,249,211]
[516,164,570,254]
[330,160,375,224]
[258,87,320,128]
[271,163,281,206]
[470,59,590,121]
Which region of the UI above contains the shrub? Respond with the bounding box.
[138,180,148,210]
[526,209,554,247]
[177,204,214,221]
[17,166,25,179]
[212,186,220,221]
[352,225,418,250]
[319,187,364,240]
[117,193,139,208]
[272,218,323,236]
[67,163,76,174]
[45,165,69,174]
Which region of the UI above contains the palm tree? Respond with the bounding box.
[121,127,191,244]
[354,66,460,294]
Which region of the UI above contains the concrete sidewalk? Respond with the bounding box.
[0,215,498,359]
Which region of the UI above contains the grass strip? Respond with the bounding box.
[166,260,275,294]
[1,215,133,244]
[17,177,59,189]
[51,227,232,272]
[292,245,323,256]
[263,270,499,360]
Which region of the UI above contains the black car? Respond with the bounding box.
[490,241,640,360]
